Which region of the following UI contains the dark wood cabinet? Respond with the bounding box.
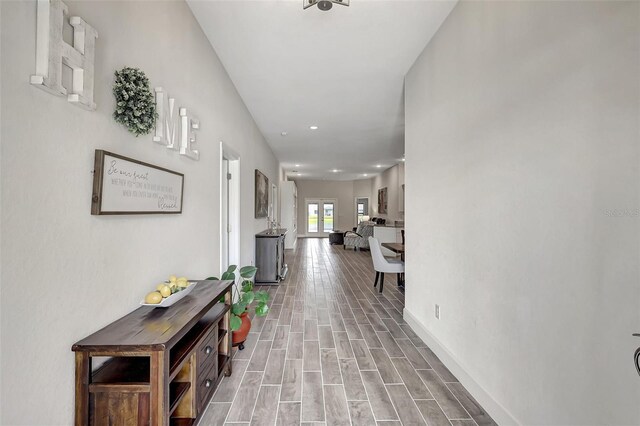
[255,229,288,284]
[72,280,233,425]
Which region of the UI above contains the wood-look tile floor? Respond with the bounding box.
[200,238,496,426]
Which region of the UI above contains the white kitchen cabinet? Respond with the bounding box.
[373,225,403,256]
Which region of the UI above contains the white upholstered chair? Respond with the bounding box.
[344,222,374,251]
[368,237,404,293]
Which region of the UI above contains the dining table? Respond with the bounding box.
[381,242,405,259]
[381,242,405,288]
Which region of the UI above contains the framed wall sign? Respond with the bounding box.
[91,150,184,215]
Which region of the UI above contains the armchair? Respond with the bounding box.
[344,222,374,251]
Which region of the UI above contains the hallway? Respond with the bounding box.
[200,238,495,425]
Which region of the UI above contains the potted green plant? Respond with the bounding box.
[207,265,269,350]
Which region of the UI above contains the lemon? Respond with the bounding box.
[156,283,166,291]
[145,291,163,304]
[178,281,188,288]
[159,285,172,298]
[169,275,177,283]
[177,276,188,283]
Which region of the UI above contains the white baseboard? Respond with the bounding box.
[403,308,520,426]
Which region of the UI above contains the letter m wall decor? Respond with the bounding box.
[30,0,98,110]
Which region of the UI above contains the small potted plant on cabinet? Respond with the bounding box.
[207,265,269,350]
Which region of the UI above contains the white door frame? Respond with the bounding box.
[271,183,278,224]
[354,196,370,225]
[220,141,240,271]
[304,198,337,237]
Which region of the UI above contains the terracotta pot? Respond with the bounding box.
[232,312,251,350]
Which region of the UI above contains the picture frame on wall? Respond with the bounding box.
[91,150,184,215]
[378,187,388,214]
[255,169,269,218]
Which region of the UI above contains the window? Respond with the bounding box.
[357,202,365,223]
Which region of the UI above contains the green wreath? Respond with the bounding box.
[112,67,157,137]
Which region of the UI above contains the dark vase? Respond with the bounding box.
[232,312,251,350]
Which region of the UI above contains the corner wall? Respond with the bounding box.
[370,162,404,222]
[405,1,639,424]
[0,1,279,424]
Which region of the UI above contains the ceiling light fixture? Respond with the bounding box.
[281,131,288,136]
[295,164,300,167]
[376,164,382,168]
[331,169,339,173]
[309,125,318,130]
[297,173,302,176]
[304,0,349,11]
[363,174,368,177]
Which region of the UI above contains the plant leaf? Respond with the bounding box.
[239,266,258,279]
[255,290,269,303]
[232,302,247,316]
[205,276,219,281]
[241,280,253,293]
[230,314,242,331]
[241,291,255,305]
[255,303,269,317]
[226,265,237,273]
[221,271,235,281]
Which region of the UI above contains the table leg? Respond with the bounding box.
[150,351,168,425]
[74,352,91,426]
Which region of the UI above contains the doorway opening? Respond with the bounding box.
[355,197,369,224]
[305,198,337,237]
[220,142,240,271]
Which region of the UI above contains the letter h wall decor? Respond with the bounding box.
[30,0,98,110]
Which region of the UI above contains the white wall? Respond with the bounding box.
[371,163,404,222]
[0,1,279,424]
[353,178,372,201]
[296,179,359,234]
[405,1,639,424]
[0,2,3,420]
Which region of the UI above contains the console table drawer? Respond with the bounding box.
[197,361,218,412]
[197,326,218,375]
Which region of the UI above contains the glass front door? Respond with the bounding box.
[306,199,336,236]
[307,202,319,233]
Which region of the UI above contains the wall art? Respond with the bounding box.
[378,187,388,214]
[255,169,269,218]
[153,87,200,160]
[30,0,98,110]
[91,150,183,215]
[112,67,156,136]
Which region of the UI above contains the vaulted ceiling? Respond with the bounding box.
[188,0,457,180]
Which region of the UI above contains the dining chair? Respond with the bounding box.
[368,237,404,293]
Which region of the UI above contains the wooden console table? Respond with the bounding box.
[72,280,233,425]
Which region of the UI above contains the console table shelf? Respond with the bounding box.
[72,280,234,426]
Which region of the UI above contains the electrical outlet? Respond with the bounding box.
[435,304,440,320]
